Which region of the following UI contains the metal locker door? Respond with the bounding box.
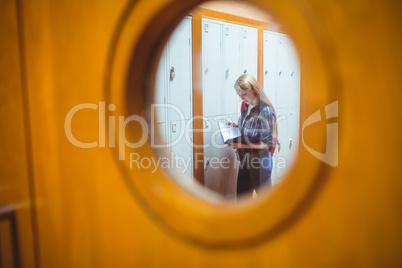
[288,40,301,108]
[220,113,239,199]
[220,147,238,199]
[276,35,290,109]
[167,17,192,121]
[275,108,289,183]
[203,116,224,194]
[221,140,238,199]
[263,30,279,112]
[241,25,258,78]
[286,107,299,171]
[169,119,193,181]
[155,122,168,148]
[202,19,222,117]
[222,23,241,116]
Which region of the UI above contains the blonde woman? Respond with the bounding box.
[228,74,278,197]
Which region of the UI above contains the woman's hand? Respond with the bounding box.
[227,143,242,149]
[227,122,238,127]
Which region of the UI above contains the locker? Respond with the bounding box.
[168,119,193,181]
[154,18,192,124]
[263,30,279,111]
[286,107,299,169]
[223,150,239,199]
[203,116,224,194]
[154,122,167,148]
[167,17,192,121]
[220,113,239,199]
[270,153,278,185]
[202,19,222,117]
[201,18,259,196]
[240,25,258,78]
[274,106,299,183]
[203,112,240,197]
[276,35,291,109]
[275,108,289,181]
[222,23,241,116]
[288,41,300,107]
[263,31,300,184]
[219,146,238,199]
[154,16,193,183]
[202,19,225,194]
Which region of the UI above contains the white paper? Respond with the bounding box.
[218,121,241,143]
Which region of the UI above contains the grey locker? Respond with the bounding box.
[274,107,299,183]
[240,25,258,78]
[220,113,239,199]
[154,17,193,183]
[203,116,224,194]
[276,35,291,109]
[263,30,300,185]
[288,41,300,108]
[263,31,279,111]
[202,18,259,197]
[167,17,192,121]
[275,108,289,182]
[153,122,167,149]
[286,107,299,171]
[222,23,241,116]
[202,18,224,194]
[168,119,193,181]
[202,19,222,117]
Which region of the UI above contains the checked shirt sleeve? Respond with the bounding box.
[245,105,275,148]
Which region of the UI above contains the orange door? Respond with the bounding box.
[1,0,402,267]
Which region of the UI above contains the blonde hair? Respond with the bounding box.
[234,74,278,139]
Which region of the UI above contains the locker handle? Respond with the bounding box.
[289,139,293,149]
[243,69,247,74]
[170,66,175,81]
[171,122,177,133]
[265,70,268,76]
[225,68,229,79]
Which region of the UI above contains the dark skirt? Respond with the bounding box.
[236,149,272,197]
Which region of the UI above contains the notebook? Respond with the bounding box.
[217,121,260,144]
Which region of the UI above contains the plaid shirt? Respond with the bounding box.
[237,100,275,160]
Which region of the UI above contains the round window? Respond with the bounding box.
[106,0,339,247]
